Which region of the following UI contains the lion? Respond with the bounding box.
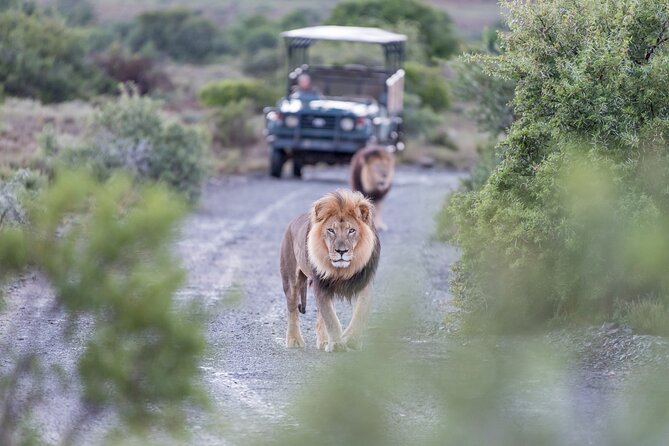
[279,189,380,352]
[350,145,395,231]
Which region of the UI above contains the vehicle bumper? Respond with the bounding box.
[269,137,366,153]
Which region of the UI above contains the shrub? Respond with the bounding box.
[59,88,207,202]
[242,48,283,77]
[401,93,442,139]
[0,170,205,440]
[0,9,110,102]
[227,14,279,55]
[279,8,322,30]
[240,27,278,54]
[208,99,258,148]
[404,61,451,112]
[327,0,459,61]
[54,0,95,25]
[199,78,278,111]
[128,8,224,62]
[93,43,171,94]
[446,0,669,333]
[0,169,42,226]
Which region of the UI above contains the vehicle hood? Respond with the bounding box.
[280,98,378,116]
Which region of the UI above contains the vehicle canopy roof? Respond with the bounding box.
[281,26,407,45]
[282,26,406,72]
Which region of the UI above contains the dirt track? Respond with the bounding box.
[175,166,463,440]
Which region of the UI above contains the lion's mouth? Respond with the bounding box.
[331,258,351,268]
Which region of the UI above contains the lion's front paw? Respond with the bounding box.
[286,333,306,348]
[342,334,363,350]
[324,340,348,353]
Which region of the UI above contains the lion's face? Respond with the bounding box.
[362,153,395,192]
[321,214,364,268]
[307,189,376,279]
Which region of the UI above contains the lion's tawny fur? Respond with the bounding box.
[279,189,381,351]
[307,190,377,281]
[350,145,395,203]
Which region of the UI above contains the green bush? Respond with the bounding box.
[240,27,278,53]
[0,170,205,439]
[327,0,459,61]
[0,9,110,102]
[199,78,277,111]
[0,169,42,226]
[404,61,451,112]
[242,48,282,77]
[54,0,95,25]
[279,8,322,30]
[445,0,669,332]
[208,99,258,148]
[227,15,279,55]
[401,93,443,139]
[59,89,207,202]
[128,8,225,62]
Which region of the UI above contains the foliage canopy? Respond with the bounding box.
[445,0,669,333]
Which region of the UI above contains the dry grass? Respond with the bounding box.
[399,109,487,169]
[0,98,94,167]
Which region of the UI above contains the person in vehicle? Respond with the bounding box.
[291,74,321,101]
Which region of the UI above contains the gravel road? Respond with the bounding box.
[174,165,463,442]
[3,165,665,445]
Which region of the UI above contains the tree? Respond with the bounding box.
[326,0,459,61]
[128,8,223,62]
[0,9,110,102]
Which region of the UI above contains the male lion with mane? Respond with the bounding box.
[350,145,395,230]
[280,189,380,352]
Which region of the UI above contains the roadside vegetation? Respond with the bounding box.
[0,170,206,444]
[440,0,669,334]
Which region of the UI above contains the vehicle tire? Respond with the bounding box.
[270,149,286,178]
[292,158,303,178]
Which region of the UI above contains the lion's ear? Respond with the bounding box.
[358,200,373,225]
[312,199,326,223]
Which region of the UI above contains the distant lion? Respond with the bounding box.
[279,189,380,352]
[350,145,395,230]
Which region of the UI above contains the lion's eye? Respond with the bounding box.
[348,228,356,234]
[327,228,335,235]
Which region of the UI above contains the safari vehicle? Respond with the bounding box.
[264,26,406,178]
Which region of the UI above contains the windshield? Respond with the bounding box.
[280,98,379,115]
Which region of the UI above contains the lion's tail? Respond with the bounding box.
[297,279,310,314]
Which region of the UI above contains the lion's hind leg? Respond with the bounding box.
[373,200,388,231]
[285,270,307,348]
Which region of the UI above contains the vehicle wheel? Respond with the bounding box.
[292,158,303,178]
[270,149,286,178]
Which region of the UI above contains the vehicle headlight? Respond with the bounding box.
[284,115,299,128]
[340,117,355,131]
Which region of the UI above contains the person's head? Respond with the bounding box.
[297,73,311,91]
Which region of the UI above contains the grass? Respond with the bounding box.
[0,98,94,168]
[621,298,669,337]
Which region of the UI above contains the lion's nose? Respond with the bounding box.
[335,248,349,255]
